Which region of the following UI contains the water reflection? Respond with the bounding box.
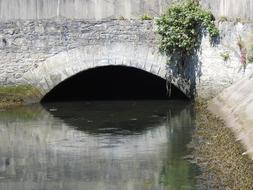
[0,101,197,190]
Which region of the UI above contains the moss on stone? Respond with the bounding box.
[0,85,41,108]
[191,99,253,189]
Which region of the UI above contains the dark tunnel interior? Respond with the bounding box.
[41,66,188,102]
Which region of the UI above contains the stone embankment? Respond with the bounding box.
[209,71,253,160]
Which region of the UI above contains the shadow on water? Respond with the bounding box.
[42,100,190,135]
[0,100,198,190]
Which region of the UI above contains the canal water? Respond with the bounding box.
[0,100,198,190]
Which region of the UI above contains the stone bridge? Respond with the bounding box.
[23,42,191,99]
[0,19,192,100]
[0,0,252,101]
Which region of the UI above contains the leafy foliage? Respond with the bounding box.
[156,0,219,58]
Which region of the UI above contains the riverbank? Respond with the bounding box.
[191,99,253,189]
[0,85,41,109]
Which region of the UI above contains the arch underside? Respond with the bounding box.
[23,44,191,100]
[41,65,188,102]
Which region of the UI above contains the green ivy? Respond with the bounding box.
[156,0,219,59]
[220,52,230,62]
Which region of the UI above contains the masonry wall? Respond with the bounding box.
[0,18,252,98]
[0,20,157,85]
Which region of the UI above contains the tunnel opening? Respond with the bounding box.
[41,66,188,102]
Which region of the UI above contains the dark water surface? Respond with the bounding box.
[0,101,198,190]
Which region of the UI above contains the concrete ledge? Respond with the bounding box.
[0,0,252,21]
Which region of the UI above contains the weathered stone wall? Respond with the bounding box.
[0,0,252,21]
[0,19,155,84]
[0,0,252,100]
[0,18,252,99]
[196,22,253,97]
[0,19,195,98]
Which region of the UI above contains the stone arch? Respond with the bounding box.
[23,43,191,100]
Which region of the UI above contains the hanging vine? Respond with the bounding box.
[156,0,219,97]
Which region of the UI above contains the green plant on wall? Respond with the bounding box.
[237,34,253,72]
[117,16,126,20]
[235,17,241,24]
[219,16,228,23]
[141,14,153,21]
[156,0,219,66]
[220,52,230,62]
